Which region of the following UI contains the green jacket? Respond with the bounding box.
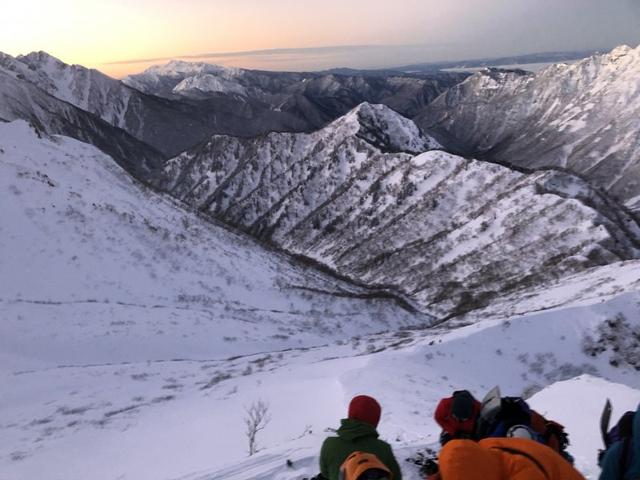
[319,418,402,480]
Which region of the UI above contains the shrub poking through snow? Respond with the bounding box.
[583,313,640,369]
[244,400,271,456]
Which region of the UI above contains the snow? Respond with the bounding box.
[626,194,640,211]
[420,43,640,206]
[3,46,640,480]
[173,73,247,96]
[3,124,640,478]
[1,50,135,130]
[147,289,640,480]
[0,119,425,367]
[143,60,240,78]
[162,107,640,316]
[529,375,640,476]
[336,103,441,152]
[463,261,640,322]
[0,118,432,480]
[122,61,244,96]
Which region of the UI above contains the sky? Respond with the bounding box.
[2,0,640,78]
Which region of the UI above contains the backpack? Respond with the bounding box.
[339,451,393,480]
[529,410,572,462]
[477,389,571,460]
[479,396,535,438]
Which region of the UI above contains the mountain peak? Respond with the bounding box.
[18,51,67,69]
[172,72,246,95]
[144,60,238,77]
[609,44,633,56]
[333,102,440,153]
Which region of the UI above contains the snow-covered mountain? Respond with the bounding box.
[0,64,163,177]
[124,60,249,97]
[157,103,640,317]
[6,51,137,126]
[0,51,311,158]
[416,45,640,210]
[124,60,468,118]
[0,51,465,161]
[0,119,424,369]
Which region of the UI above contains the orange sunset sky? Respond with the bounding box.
[3,0,640,78]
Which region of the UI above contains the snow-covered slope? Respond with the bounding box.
[186,290,640,480]
[173,73,248,96]
[461,260,640,323]
[4,251,640,479]
[0,119,427,371]
[3,119,640,480]
[158,103,640,317]
[416,45,640,209]
[0,119,435,479]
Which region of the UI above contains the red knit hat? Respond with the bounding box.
[348,395,381,427]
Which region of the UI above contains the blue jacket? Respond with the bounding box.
[600,405,640,480]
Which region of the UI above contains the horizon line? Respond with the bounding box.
[99,42,621,72]
[103,43,455,66]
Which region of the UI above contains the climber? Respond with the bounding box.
[434,390,481,445]
[437,437,585,480]
[318,394,402,480]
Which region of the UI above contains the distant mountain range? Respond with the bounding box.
[122,59,467,121]
[0,50,465,163]
[392,49,601,73]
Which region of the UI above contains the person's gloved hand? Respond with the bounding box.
[423,458,439,475]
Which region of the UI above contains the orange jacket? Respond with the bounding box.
[437,438,585,480]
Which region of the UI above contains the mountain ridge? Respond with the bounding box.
[156,103,640,317]
[416,44,640,210]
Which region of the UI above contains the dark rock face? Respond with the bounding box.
[156,103,640,317]
[415,46,640,211]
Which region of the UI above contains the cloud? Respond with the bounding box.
[105,45,400,65]
[101,44,461,74]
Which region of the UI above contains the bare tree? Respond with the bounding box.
[245,400,271,456]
